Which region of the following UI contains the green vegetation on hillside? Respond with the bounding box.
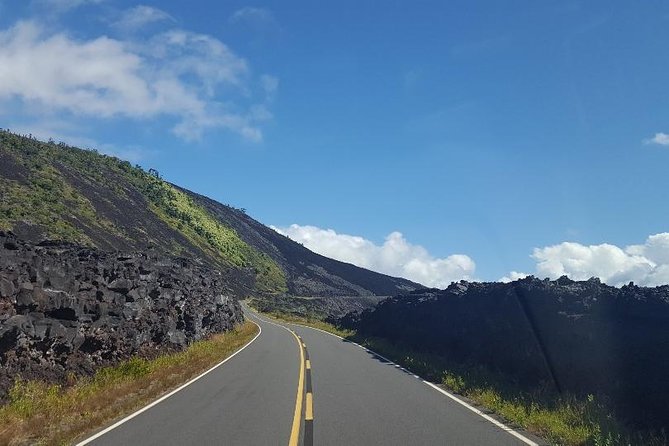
[0,150,127,244]
[0,321,259,445]
[0,130,287,294]
[136,175,286,293]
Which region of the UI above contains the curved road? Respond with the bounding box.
[78,305,543,446]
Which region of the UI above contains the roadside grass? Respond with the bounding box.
[256,309,664,446]
[0,322,258,446]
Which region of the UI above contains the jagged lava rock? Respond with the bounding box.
[0,231,244,400]
[349,276,669,429]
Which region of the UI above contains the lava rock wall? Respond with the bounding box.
[0,232,244,399]
[351,277,669,429]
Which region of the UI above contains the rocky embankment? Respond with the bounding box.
[0,232,244,400]
[347,277,669,430]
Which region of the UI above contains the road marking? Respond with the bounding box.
[75,320,263,446]
[243,308,310,446]
[421,380,538,445]
[305,392,314,420]
[269,316,540,446]
[251,310,315,446]
[285,327,305,446]
[303,344,314,446]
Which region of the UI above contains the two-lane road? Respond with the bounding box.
[79,306,542,445]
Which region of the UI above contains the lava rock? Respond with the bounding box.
[0,231,244,401]
[350,277,669,431]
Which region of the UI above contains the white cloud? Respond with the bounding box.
[0,20,275,142]
[229,7,275,25]
[272,224,476,288]
[504,233,669,286]
[499,271,529,283]
[532,242,653,285]
[625,233,669,267]
[644,132,669,146]
[114,5,174,31]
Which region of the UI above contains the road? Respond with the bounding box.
[78,306,542,446]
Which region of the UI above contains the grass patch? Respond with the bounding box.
[253,306,664,446]
[136,177,287,294]
[0,165,123,244]
[0,321,258,446]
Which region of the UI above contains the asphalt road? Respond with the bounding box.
[79,306,542,446]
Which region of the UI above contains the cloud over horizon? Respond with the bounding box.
[274,225,669,288]
[272,224,476,288]
[501,233,669,287]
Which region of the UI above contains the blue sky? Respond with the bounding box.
[2,0,669,286]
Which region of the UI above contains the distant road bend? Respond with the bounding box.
[78,304,542,446]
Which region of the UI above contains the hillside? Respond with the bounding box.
[0,130,419,297]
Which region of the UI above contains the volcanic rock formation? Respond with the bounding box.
[0,231,245,400]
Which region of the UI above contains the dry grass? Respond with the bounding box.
[0,321,258,446]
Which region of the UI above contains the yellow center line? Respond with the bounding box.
[306,359,311,370]
[305,392,314,421]
[287,328,305,446]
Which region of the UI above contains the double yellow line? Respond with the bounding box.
[287,329,313,446]
[244,308,312,445]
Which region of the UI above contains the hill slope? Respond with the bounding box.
[182,187,418,296]
[0,130,419,297]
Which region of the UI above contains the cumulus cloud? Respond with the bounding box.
[113,5,174,31]
[644,132,669,146]
[532,242,654,285]
[272,224,476,288]
[502,233,669,286]
[626,233,669,265]
[0,19,274,142]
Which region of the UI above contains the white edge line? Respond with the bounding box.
[421,380,538,446]
[253,311,539,446]
[76,321,262,446]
